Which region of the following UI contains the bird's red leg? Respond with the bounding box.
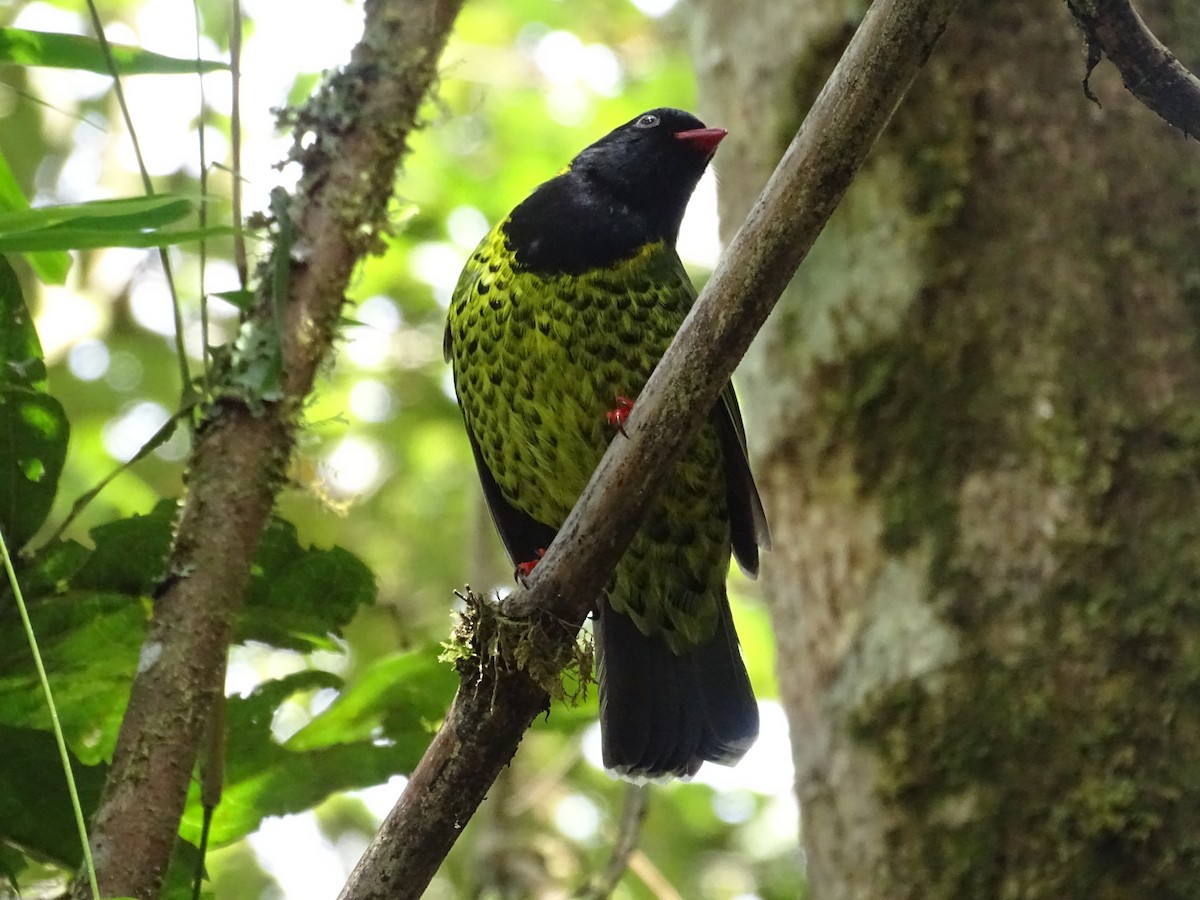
[607,395,635,437]
[515,547,546,584]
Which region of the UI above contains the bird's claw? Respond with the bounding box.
[515,548,547,586]
[607,395,635,437]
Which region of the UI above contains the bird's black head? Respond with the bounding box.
[503,108,726,275]
[569,107,726,239]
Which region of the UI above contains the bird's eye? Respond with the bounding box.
[634,114,660,129]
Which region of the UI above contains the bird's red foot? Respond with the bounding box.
[515,548,547,584]
[607,395,635,435]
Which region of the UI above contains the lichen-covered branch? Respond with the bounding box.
[73,2,465,898]
[337,0,963,896]
[1068,0,1200,136]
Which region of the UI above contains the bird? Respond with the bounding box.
[443,107,769,779]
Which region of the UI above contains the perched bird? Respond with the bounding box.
[444,108,769,778]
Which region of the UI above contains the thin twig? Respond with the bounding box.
[35,405,193,550]
[626,850,685,900]
[1067,0,1200,136]
[230,0,247,288]
[337,0,962,897]
[577,784,650,900]
[193,0,211,386]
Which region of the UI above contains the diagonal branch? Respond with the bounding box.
[1067,0,1200,137]
[73,2,465,898]
[337,0,963,897]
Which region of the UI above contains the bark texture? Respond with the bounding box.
[692,0,1200,897]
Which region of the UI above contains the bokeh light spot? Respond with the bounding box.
[102,401,170,462]
[68,339,110,381]
[348,379,395,423]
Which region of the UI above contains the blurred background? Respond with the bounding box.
[0,0,802,896]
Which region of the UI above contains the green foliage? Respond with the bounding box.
[0,255,47,390]
[0,390,68,549]
[0,589,145,764]
[179,668,449,847]
[0,727,105,870]
[241,518,376,650]
[70,500,175,595]
[0,257,67,550]
[287,648,457,751]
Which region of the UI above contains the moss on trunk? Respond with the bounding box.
[693,0,1200,896]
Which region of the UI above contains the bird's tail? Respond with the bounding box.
[595,593,759,780]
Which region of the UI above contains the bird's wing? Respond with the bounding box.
[716,382,771,578]
[445,246,559,568]
[462,422,559,568]
[662,252,770,577]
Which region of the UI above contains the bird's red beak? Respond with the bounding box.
[675,127,727,157]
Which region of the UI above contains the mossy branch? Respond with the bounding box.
[72,2,465,898]
[337,0,964,897]
[1067,0,1200,137]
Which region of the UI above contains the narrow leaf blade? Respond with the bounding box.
[0,28,227,75]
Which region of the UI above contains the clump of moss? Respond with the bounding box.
[441,587,593,707]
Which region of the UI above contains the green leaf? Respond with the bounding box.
[0,843,29,890]
[0,196,194,235]
[0,591,146,764]
[14,538,91,599]
[0,256,47,392]
[71,500,177,596]
[161,840,205,900]
[0,388,68,550]
[68,507,373,650]
[0,155,69,283]
[240,519,376,651]
[0,223,238,252]
[0,196,235,252]
[211,288,255,312]
[0,28,227,75]
[0,726,106,868]
[287,646,456,750]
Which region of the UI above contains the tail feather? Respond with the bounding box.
[596,595,758,780]
[696,609,760,763]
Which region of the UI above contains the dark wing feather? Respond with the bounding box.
[715,384,770,577]
[659,249,768,576]
[446,263,557,568]
[463,422,558,569]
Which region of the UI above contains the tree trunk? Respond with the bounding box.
[690,0,1200,897]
